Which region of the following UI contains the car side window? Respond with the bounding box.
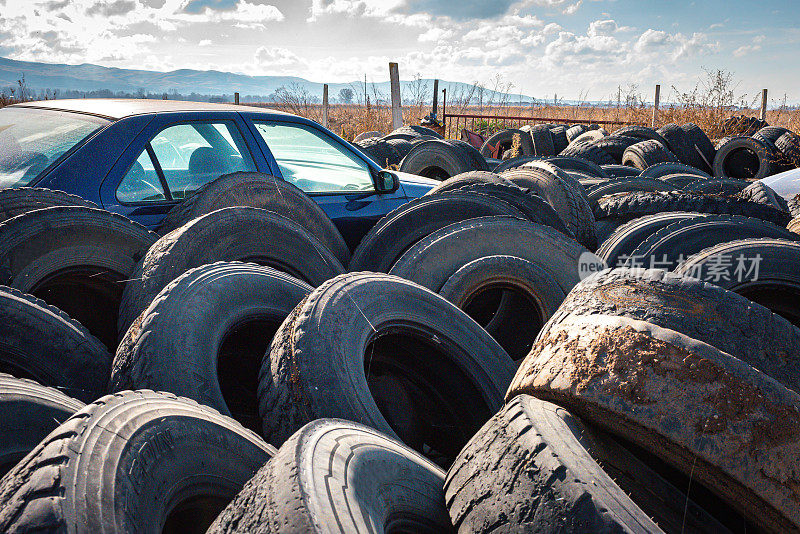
[150,121,256,200]
[117,149,166,203]
[253,121,374,193]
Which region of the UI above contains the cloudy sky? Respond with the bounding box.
[1,0,798,102]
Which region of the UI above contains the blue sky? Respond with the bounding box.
[0,0,798,103]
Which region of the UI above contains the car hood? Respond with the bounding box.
[395,171,438,198]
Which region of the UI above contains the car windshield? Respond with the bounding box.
[0,107,108,188]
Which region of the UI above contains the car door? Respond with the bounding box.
[244,115,409,249]
[100,112,262,229]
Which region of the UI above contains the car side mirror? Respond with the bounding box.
[376,170,399,193]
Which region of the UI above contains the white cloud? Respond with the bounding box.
[562,0,582,15]
[418,27,454,43]
[588,19,617,37]
[198,39,212,46]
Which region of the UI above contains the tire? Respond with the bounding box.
[675,238,800,326]
[0,206,157,352]
[622,139,679,169]
[613,125,670,146]
[438,254,567,361]
[593,191,792,244]
[156,172,350,265]
[355,137,401,168]
[349,191,526,272]
[0,374,84,477]
[490,155,541,173]
[386,125,443,140]
[597,212,707,267]
[789,216,800,235]
[446,394,729,534]
[0,390,276,534]
[587,177,675,204]
[566,124,589,142]
[0,187,96,225]
[737,181,790,212]
[683,177,750,195]
[639,162,712,180]
[591,135,640,163]
[480,129,534,158]
[657,123,696,166]
[353,130,383,142]
[502,166,598,249]
[424,170,511,195]
[550,267,800,394]
[535,155,610,179]
[571,129,608,145]
[713,136,777,179]
[630,214,798,271]
[400,139,473,180]
[560,141,616,165]
[682,123,716,171]
[259,272,515,466]
[448,139,489,171]
[601,164,641,178]
[0,285,111,403]
[111,263,312,433]
[528,124,556,156]
[507,314,800,534]
[790,194,800,218]
[549,125,569,153]
[663,174,707,189]
[208,419,451,534]
[384,137,415,161]
[118,207,344,337]
[775,130,800,169]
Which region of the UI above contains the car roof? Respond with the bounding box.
[11,98,293,120]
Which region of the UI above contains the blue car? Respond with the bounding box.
[0,99,437,247]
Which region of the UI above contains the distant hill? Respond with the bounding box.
[0,56,538,104]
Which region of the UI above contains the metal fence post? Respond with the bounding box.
[322,84,329,128]
[389,62,403,130]
[651,84,660,128]
[760,88,768,121]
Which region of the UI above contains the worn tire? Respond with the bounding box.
[353,130,383,142]
[737,180,791,212]
[400,139,474,180]
[528,124,556,156]
[508,315,800,534]
[349,191,525,272]
[639,162,712,180]
[682,123,716,171]
[111,262,311,433]
[0,374,84,477]
[591,135,640,163]
[424,170,510,195]
[0,206,156,352]
[0,188,96,225]
[587,177,674,204]
[208,419,451,534]
[480,129,534,158]
[535,155,609,179]
[0,285,111,403]
[630,214,798,271]
[356,137,402,167]
[775,130,800,168]
[560,142,615,166]
[683,177,750,195]
[118,207,343,337]
[566,124,589,142]
[601,164,641,178]
[0,390,276,534]
[657,124,696,166]
[713,136,777,179]
[675,238,800,326]
[158,172,350,265]
[550,125,569,153]
[258,272,515,466]
[449,139,489,171]
[622,139,678,169]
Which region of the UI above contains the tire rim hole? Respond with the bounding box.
[419,166,450,180]
[218,317,281,433]
[723,147,760,179]
[737,283,800,327]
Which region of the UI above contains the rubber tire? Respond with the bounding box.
[566,124,589,142]
[118,207,344,337]
[713,136,777,180]
[613,125,670,146]
[684,178,749,195]
[448,139,489,171]
[663,174,706,189]
[549,267,800,394]
[587,177,675,204]
[111,262,312,433]
[528,124,556,156]
[355,137,401,167]
[384,138,415,162]
[601,164,641,178]
[156,172,350,265]
[508,314,800,534]
[657,123,696,166]
[480,129,534,158]
[0,188,96,225]
[0,206,157,352]
[630,214,799,271]
[386,125,443,140]
[775,130,800,168]
[535,155,609,179]
[550,125,569,153]
[591,135,640,163]
[389,216,588,297]
[639,162,712,180]
[560,142,615,166]
[208,419,451,534]
[0,374,84,477]
[424,170,510,195]
[400,140,473,180]
[0,285,111,403]
[353,130,383,142]
[258,272,515,466]
[622,139,679,169]
[348,191,526,272]
[682,122,716,172]
[597,212,707,267]
[0,390,276,534]
[674,238,800,326]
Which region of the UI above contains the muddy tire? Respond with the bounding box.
[587,177,674,204]
[400,140,474,180]
[0,390,276,534]
[355,137,402,167]
[508,315,800,534]
[0,374,84,477]
[259,272,515,466]
[675,238,800,326]
[118,207,343,337]
[0,285,111,403]
[775,130,800,168]
[713,136,777,180]
[622,139,679,169]
[111,262,311,434]
[208,419,451,534]
[0,188,96,225]
[684,177,750,195]
[157,172,350,265]
[0,206,156,352]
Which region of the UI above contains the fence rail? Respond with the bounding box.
[440,111,639,139]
